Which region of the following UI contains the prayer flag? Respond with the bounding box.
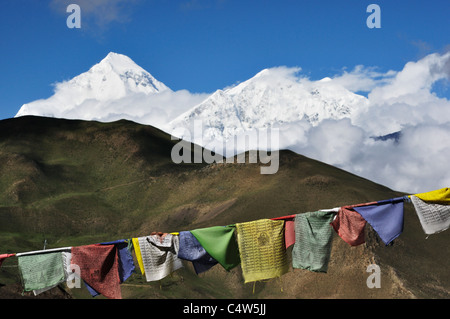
[18,252,66,292]
[331,202,377,246]
[271,215,296,248]
[137,233,183,282]
[98,240,135,282]
[411,195,450,235]
[178,231,218,274]
[71,244,122,299]
[353,197,405,245]
[32,251,72,296]
[84,240,135,297]
[236,219,289,283]
[292,211,336,272]
[190,226,240,271]
[132,237,145,275]
[414,188,450,204]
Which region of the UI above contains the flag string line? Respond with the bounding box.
[0,192,425,257]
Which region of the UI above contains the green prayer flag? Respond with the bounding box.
[18,252,66,292]
[190,225,240,271]
[292,211,336,273]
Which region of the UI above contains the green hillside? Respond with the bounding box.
[0,115,448,299]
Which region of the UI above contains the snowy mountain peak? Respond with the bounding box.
[168,66,369,143]
[92,52,145,76]
[16,52,170,119]
[79,52,170,97]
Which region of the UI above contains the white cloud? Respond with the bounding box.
[283,118,450,194]
[297,118,366,167]
[368,52,450,105]
[18,88,210,130]
[351,51,450,136]
[286,51,450,193]
[356,123,450,194]
[331,65,396,93]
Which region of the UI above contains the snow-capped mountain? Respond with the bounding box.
[167,67,368,146]
[74,51,170,97]
[15,53,369,155]
[15,52,170,120]
[13,52,450,193]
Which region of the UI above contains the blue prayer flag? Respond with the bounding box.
[354,197,404,245]
[178,231,218,274]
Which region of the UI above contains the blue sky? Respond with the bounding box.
[0,0,449,120]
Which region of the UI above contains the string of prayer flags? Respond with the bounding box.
[235,219,289,283]
[292,211,336,273]
[0,253,15,268]
[271,214,296,248]
[330,202,377,246]
[84,240,135,298]
[178,231,218,275]
[190,226,240,271]
[410,195,450,235]
[18,250,68,293]
[71,244,122,299]
[136,233,183,282]
[3,187,449,297]
[353,197,405,245]
[414,187,450,204]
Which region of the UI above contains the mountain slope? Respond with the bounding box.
[0,116,448,299]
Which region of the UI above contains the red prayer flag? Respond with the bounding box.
[331,202,376,246]
[71,244,121,299]
[271,214,296,248]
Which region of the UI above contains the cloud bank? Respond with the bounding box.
[289,51,450,193]
[18,88,210,130]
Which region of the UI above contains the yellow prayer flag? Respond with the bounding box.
[132,238,145,275]
[236,219,289,284]
[414,188,450,204]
